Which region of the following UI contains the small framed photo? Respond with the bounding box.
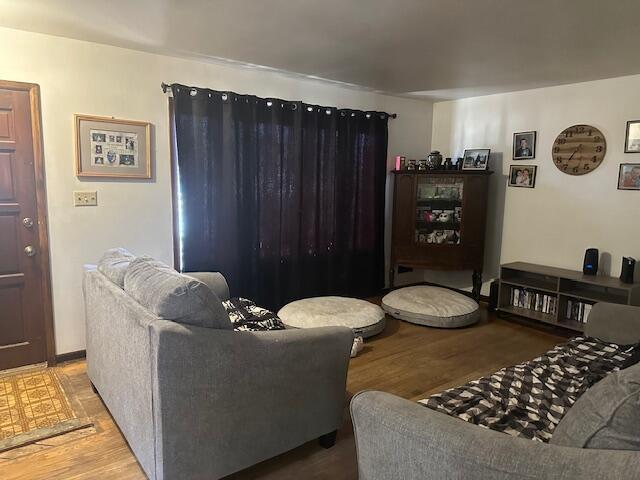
[617,163,640,190]
[625,120,640,153]
[508,165,537,188]
[75,114,151,178]
[513,131,536,160]
[462,148,490,170]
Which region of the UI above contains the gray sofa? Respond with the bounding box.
[351,302,640,479]
[84,250,353,480]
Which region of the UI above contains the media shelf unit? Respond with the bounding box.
[498,262,640,332]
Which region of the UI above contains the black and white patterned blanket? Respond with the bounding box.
[420,336,638,442]
[223,297,286,332]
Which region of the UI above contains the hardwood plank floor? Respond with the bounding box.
[0,306,565,480]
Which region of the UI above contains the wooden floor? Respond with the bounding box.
[0,306,565,480]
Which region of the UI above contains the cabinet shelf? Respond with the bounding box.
[416,221,460,230]
[416,199,462,208]
[499,305,557,326]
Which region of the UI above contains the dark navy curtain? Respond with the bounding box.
[171,84,388,310]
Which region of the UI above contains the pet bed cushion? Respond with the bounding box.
[278,296,385,338]
[381,285,478,328]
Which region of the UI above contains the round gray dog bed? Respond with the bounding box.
[381,286,479,328]
[278,296,386,338]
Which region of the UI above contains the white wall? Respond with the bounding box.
[0,27,432,354]
[430,74,640,295]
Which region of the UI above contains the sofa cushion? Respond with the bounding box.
[124,257,232,329]
[97,247,136,288]
[551,361,640,450]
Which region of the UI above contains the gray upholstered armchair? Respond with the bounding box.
[351,302,640,480]
[84,251,353,480]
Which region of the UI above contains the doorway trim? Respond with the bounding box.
[0,80,56,365]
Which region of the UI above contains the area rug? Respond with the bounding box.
[0,367,92,452]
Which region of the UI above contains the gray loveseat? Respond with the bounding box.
[351,302,640,479]
[84,249,353,480]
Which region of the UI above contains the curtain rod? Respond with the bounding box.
[161,82,397,119]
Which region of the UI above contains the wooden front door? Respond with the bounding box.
[0,81,54,370]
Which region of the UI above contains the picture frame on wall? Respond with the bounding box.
[508,165,537,188]
[617,163,640,190]
[461,148,490,170]
[75,114,151,178]
[625,120,640,153]
[512,131,536,160]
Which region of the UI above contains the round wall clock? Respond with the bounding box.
[552,124,606,175]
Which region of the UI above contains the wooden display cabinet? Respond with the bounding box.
[389,170,493,297]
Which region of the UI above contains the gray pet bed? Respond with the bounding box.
[278,296,386,338]
[382,286,479,328]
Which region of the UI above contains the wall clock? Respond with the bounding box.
[552,124,606,175]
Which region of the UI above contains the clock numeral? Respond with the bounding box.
[588,129,593,136]
[595,146,603,152]
[557,138,566,144]
[553,147,560,153]
[566,131,573,138]
[577,126,585,133]
[584,164,590,170]
[592,156,598,162]
[563,165,569,171]
[572,167,579,173]
[556,157,563,163]
[593,136,601,142]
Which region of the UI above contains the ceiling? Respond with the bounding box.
[2,0,640,100]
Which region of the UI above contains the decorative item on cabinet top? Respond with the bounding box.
[393,151,486,172]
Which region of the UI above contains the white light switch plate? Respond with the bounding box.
[74,191,98,206]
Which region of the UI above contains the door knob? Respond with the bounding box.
[22,217,34,228]
[24,245,36,257]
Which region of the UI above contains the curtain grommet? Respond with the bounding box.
[221,93,228,101]
[266,100,273,107]
[307,106,313,112]
[190,88,197,96]
[366,113,371,119]
[325,109,331,115]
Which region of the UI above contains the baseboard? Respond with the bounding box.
[55,349,86,363]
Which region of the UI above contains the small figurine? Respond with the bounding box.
[437,212,451,222]
[444,157,453,170]
[434,231,447,244]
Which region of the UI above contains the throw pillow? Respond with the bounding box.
[551,361,640,450]
[223,297,285,331]
[97,247,135,288]
[124,256,232,330]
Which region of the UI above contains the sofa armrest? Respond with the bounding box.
[183,271,230,301]
[149,321,353,479]
[585,302,640,345]
[350,391,640,480]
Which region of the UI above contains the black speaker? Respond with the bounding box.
[488,280,499,312]
[583,248,599,275]
[621,257,636,284]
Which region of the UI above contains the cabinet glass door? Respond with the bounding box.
[415,177,463,245]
